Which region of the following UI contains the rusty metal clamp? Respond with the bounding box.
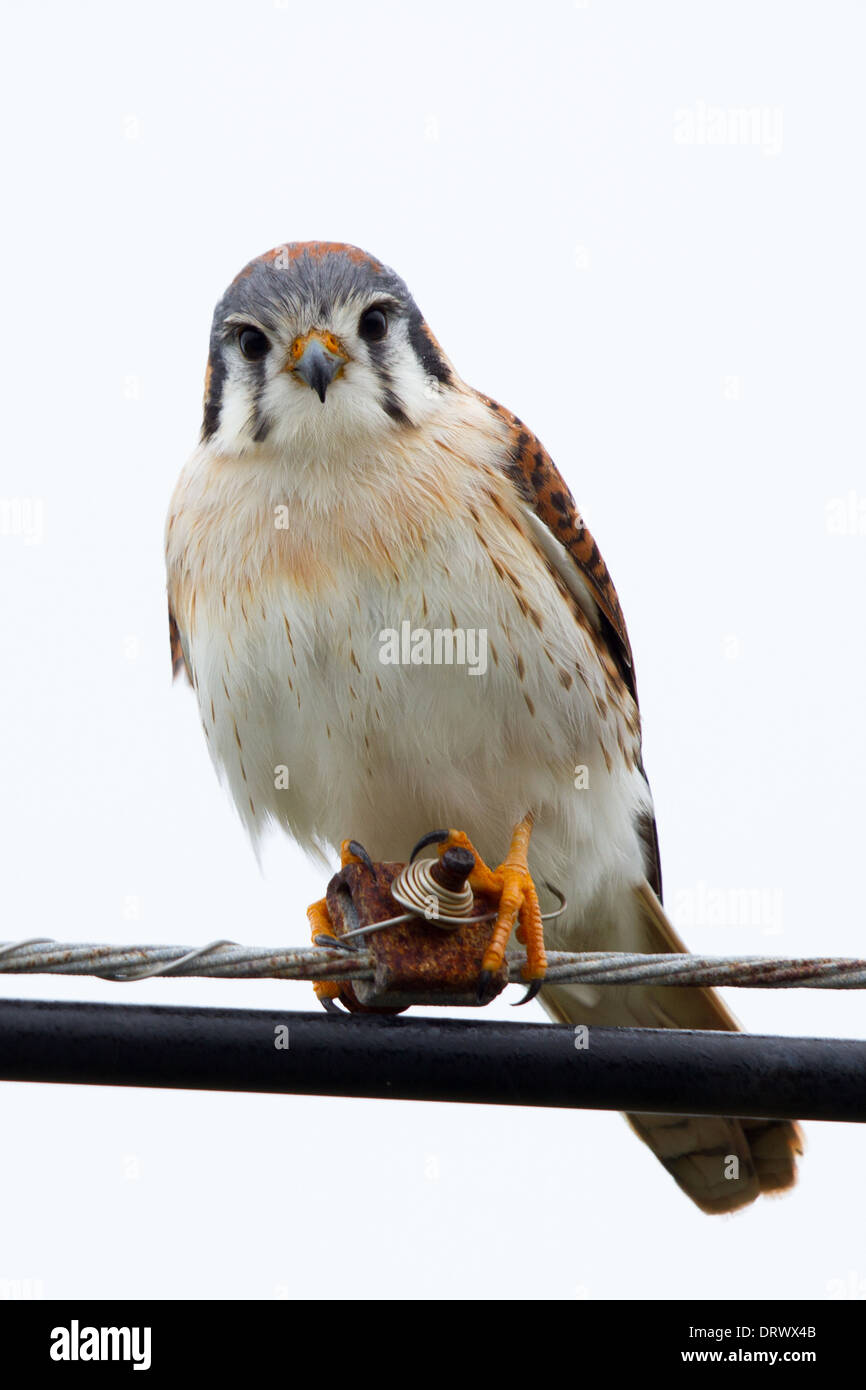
[324,848,509,1012]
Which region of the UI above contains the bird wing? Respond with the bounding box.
[480,394,635,697]
[481,393,661,896]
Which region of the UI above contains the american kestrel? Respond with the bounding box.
[166,241,801,1213]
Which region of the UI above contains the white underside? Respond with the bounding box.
[184,506,651,948]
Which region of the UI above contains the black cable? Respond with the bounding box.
[1,998,863,1121]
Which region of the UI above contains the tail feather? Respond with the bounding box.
[740,1117,802,1196]
[540,879,803,1214]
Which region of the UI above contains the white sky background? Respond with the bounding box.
[1,0,864,1301]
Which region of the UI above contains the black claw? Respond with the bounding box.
[512,979,543,1007]
[542,881,567,922]
[410,829,449,863]
[347,840,374,870]
[319,996,346,1014]
[476,968,494,1005]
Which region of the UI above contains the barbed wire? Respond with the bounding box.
[2,938,866,988]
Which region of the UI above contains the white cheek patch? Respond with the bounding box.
[215,370,257,449]
[378,333,443,421]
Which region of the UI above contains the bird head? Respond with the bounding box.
[200,242,455,457]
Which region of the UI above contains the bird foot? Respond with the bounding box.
[411,816,547,1004]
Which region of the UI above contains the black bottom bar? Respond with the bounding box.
[0,998,864,1121]
[0,1299,856,1369]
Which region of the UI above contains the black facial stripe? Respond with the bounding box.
[248,356,271,442]
[201,349,227,441]
[380,388,412,427]
[406,305,452,385]
[364,340,413,428]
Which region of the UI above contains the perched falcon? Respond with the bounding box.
[166,241,801,1213]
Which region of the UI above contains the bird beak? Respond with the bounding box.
[285,330,348,403]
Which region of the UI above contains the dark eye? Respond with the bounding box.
[238,327,270,361]
[358,307,388,342]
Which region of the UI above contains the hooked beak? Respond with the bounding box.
[286,330,348,403]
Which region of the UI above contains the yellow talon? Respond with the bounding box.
[432,816,547,985]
